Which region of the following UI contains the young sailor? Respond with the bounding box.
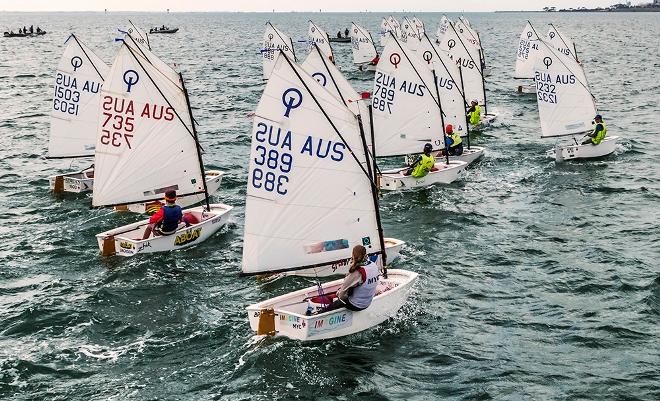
[141,190,183,239]
[436,124,464,156]
[581,114,607,145]
[467,100,481,126]
[404,143,437,177]
[320,245,380,313]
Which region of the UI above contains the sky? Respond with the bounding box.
[0,0,648,12]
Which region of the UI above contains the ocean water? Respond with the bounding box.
[0,11,658,400]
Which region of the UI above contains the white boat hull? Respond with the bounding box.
[284,237,405,277]
[447,146,485,165]
[547,136,619,162]
[357,63,376,71]
[247,269,418,341]
[379,161,467,191]
[95,203,233,256]
[49,169,94,193]
[471,112,498,130]
[115,171,225,214]
[516,83,536,94]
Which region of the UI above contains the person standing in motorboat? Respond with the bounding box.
[344,27,349,38]
[436,124,463,157]
[404,143,437,177]
[581,114,607,145]
[319,245,381,313]
[467,100,481,126]
[141,190,183,239]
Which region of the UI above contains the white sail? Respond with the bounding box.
[411,17,425,34]
[380,18,393,46]
[48,34,110,158]
[515,22,539,79]
[455,18,480,48]
[436,15,451,43]
[417,34,469,138]
[350,22,378,65]
[372,36,443,157]
[92,42,205,207]
[262,22,296,80]
[242,52,380,274]
[122,33,182,91]
[438,22,485,106]
[126,20,150,50]
[308,20,334,63]
[388,16,401,36]
[302,44,372,151]
[547,24,578,61]
[401,17,420,50]
[534,41,596,138]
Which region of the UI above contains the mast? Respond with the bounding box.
[432,69,450,165]
[362,106,387,277]
[458,65,471,149]
[480,48,488,115]
[180,72,211,211]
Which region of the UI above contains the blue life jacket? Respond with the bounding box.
[159,205,182,234]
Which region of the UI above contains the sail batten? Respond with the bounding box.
[48,34,110,158]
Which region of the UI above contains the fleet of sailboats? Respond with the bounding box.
[42,15,621,341]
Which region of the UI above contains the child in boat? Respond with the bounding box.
[141,190,196,239]
[404,143,437,177]
[436,124,463,156]
[319,245,380,313]
[581,114,607,145]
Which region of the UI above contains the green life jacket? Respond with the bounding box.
[411,153,435,178]
[449,132,462,147]
[469,104,481,125]
[591,122,607,145]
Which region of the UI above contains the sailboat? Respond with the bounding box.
[93,40,232,256]
[298,43,405,275]
[372,35,468,191]
[411,16,425,35]
[349,22,379,71]
[514,21,539,94]
[308,20,335,64]
[244,51,418,341]
[435,15,450,44]
[438,19,498,129]
[48,34,109,194]
[417,33,486,164]
[400,17,421,51]
[533,36,619,161]
[262,22,296,80]
[456,17,490,78]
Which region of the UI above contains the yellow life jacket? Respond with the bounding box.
[411,153,435,178]
[469,104,481,125]
[449,132,462,147]
[591,122,607,145]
